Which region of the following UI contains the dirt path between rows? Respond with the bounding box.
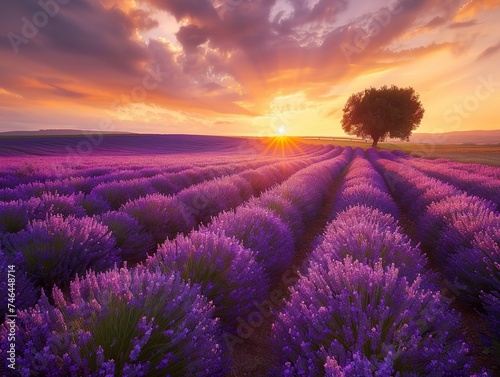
[227,170,346,376]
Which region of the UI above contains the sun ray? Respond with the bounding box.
[261,135,306,156]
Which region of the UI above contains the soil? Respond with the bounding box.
[227,164,347,376]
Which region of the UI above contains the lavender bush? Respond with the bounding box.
[177,176,254,224]
[121,194,195,245]
[399,156,500,207]
[205,207,295,277]
[481,290,500,358]
[247,192,304,240]
[417,194,500,258]
[0,199,43,234]
[312,206,428,283]
[90,178,155,210]
[146,231,269,329]
[0,193,86,235]
[334,184,399,219]
[149,171,194,195]
[0,249,39,322]
[80,191,113,216]
[98,211,156,264]
[6,214,120,291]
[277,148,352,223]
[38,192,87,218]
[367,151,461,218]
[0,180,76,201]
[444,228,500,304]
[0,267,227,376]
[272,257,472,376]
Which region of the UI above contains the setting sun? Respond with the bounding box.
[278,125,287,136]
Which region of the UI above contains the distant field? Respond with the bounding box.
[0,134,266,157]
[380,143,500,166]
[0,134,498,375]
[294,137,500,166]
[2,133,498,165]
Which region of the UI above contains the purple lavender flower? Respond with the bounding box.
[81,190,113,216]
[121,193,195,245]
[277,148,353,223]
[247,192,304,239]
[0,249,39,322]
[146,231,269,330]
[0,267,227,376]
[312,206,428,284]
[445,227,500,305]
[0,193,87,237]
[480,290,500,358]
[149,171,194,195]
[205,207,295,277]
[417,194,499,259]
[98,211,156,265]
[398,156,500,207]
[272,257,472,376]
[0,198,42,234]
[177,175,254,225]
[334,184,399,219]
[90,178,155,210]
[7,214,120,291]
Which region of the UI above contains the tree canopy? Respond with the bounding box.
[341,85,424,147]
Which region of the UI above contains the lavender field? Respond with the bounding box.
[0,135,499,376]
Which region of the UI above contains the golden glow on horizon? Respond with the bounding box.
[1,2,500,135]
[261,136,304,156]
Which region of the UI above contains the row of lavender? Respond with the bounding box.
[0,145,332,236]
[392,153,500,208]
[0,147,352,375]
[0,143,325,189]
[1,146,497,375]
[0,144,325,203]
[272,149,478,375]
[367,149,500,361]
[0,147,338,327]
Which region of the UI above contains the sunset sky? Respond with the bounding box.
[0,0,499,137]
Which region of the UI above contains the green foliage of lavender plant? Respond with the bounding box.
[480,290,500,359]
[0,267,227,376]
[7,214,120,291]
[313,206,428,284]
[206,207,295,277]
[0,249,39,323]
[98,211,156,264]
[272,257,472,376]
[446,228,500,305]
[121,193,195,245]
[146,231,269,330]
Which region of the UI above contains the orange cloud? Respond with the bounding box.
[0,0,499,134]
[455,0,500,20]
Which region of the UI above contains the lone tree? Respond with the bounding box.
[341,85,424,147]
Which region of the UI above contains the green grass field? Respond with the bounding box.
[292,138,500,166]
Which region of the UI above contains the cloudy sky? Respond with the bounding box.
[0,0,499,136]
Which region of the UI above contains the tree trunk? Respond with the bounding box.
[371,136,379,148]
